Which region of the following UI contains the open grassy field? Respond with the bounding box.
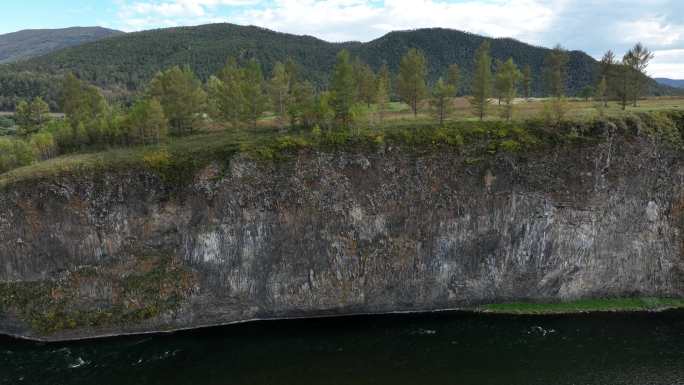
[239,96,684,131]
[369,96,684,124]
[1,97,682,187]
[478,298,684,314]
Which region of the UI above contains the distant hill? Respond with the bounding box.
[0,23,677,110]
[655,78,684,89]
[0,27,124,64]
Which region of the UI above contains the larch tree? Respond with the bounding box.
[494,59,506,105]
[148,66,206,135]
[544,44,569,98]
[330,50,356,129]
[126,98,167,145]
[356,62,377,108]
[430,78,455,125]
[469,41,493,121]
[617,52,635,110]
[240,59,269,129]
[521,65,532,99]
[375,69,391,124]
[626,43,654,107]
[208,58,244,128]
[497,58,522,121]
[288,80,315,128]
[599,50,616,107]
[396,48,428,117]
[60,72,109,145]
[269,61,292,130]
[447,64,460,95]
[595,76,608,116]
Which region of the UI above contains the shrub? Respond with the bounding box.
[0,137,35,173]
[29,132,57,160]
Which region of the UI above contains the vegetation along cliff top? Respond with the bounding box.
[1,36,682,189]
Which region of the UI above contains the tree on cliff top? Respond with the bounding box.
[148,66,207,136]
[396,48,428,118]
[470,41,493,121]
[330,50,357,129]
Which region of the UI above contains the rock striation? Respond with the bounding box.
[0,133,682,341]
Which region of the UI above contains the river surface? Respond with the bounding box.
[1,310,682,385]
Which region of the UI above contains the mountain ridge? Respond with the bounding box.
[0,26,124,64]
[655,78,684,89]
[0,23,677,110]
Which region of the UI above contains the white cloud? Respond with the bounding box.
[234,0,555,42]
[650,49,684,78]
[618,17,684,48]
[111,0,684,78]
[117,0,260,29]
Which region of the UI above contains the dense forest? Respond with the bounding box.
[0,27,123,64]
[0,23,676,111]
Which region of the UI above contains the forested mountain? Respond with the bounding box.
[0,27,124,64]
[655,78,684,88]
[0,23,675,110]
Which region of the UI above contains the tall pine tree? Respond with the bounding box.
[396,48,428,117]
[469,41,493,121]
[330,50,356,128]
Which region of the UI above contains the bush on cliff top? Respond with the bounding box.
[1,111,682,188]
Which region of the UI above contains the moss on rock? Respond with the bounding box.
[0,255,197,335]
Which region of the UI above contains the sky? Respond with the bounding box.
[2,0,684,78]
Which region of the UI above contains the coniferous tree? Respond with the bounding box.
[208,58,244,128]
[545,44,569,98]
[288,80,316,128]
[61,73,108,129]
[396,48,428,117]
[375,77,390,124]
[14,100,31,134]
[542,45,570,124]
[269,61,292,130]
[625,43,654,107]
[595,76,608,116]
[469,41,493,121]
[579,85,594,101]
[330,50,356,128]
[521,65,532,99]
[126,98,167,145]
[494,59,506,105]
[497,58,522,121]
[430,78,455,125]
[599,50,616,107]
[447,64,460,95]
[377,63,392,95]
[376,63,392,122]
[148,66,206,135]
[617,53,635,110]
[60,72,110,147]
[16,98,50,136]
[240,59,269,129]
[356,61,377,108]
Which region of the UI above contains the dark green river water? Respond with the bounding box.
[1,310,682,385]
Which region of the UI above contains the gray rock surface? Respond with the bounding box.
[0,136,682,341]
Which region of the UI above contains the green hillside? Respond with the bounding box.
[0,27,124,64]
[0,23,675,110]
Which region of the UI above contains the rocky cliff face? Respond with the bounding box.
[0,134,682,341]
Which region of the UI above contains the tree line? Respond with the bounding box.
[0,41,654,174]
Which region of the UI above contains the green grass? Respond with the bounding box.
[478,298,684,314]
[1,108,683,189]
